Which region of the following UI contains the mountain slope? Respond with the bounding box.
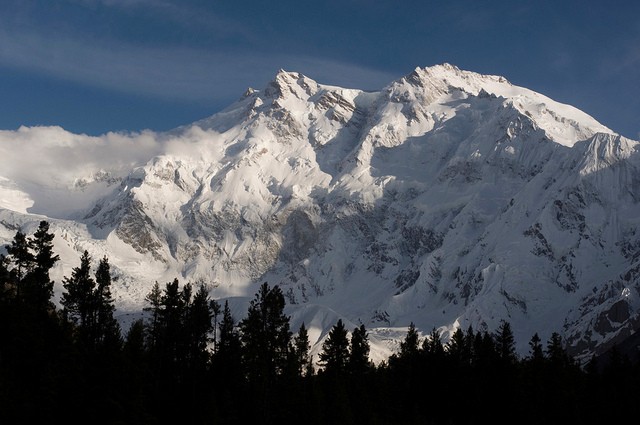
[1,63,638,363]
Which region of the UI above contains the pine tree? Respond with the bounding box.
[317,319,353,425]
[290,323,312,377]
[399,322,421,360]
[389,321,422,374]
[239,282,292,383]
[527,332,544,363]
[94,256,121,351]
[6,230,34,298]
[186,283,214,370]
[464,325,476,363]
[60,251,123,352]
[422,327,445,360]
[158,278,188,365]
[447,327,468,365]
[0,254,11,302]
[495,320,517,364]
[210,297,221,353]
[472,330,498,367]
[214,300,244,420]
[23,221,59,311]
[216,300,241,366]
[546,331,572,367]
[349,324,371,375]
[61,250,97,346]
[61,251,121,350]
[143,281,162,350]
[319,319,350,375]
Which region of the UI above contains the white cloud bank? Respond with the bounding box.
[0,123,247,218]
[0,126,163,217]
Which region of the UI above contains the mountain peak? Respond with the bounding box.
[401,63,511,95]
[389,63,613,146]
[263,69,319,101]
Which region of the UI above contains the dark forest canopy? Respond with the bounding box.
[1,222,639,424]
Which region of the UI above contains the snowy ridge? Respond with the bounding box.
[0,63,637,363]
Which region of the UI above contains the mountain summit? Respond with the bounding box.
[1,63,638,362]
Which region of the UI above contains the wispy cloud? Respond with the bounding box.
[277,56,398,90]
[0,25,396,103]
[0,28,254,100]
[68,0,255,41]
[70,0,159,6]
[597,39,640,80]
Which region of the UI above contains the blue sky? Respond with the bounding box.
[1,0,638,139]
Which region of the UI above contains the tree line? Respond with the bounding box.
[1,221,639,424]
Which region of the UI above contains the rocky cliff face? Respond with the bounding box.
[1,64,638,362]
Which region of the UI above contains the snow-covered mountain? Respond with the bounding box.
[1,63,638,364]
